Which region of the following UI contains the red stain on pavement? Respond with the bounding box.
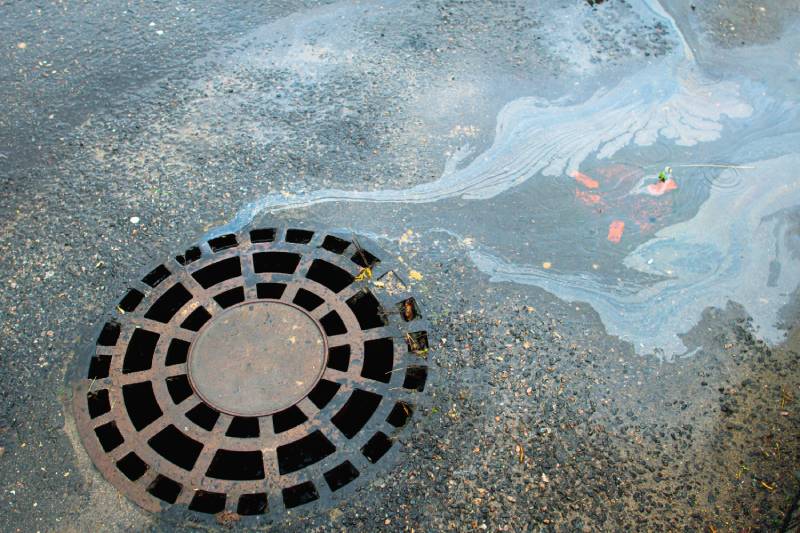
[571,170,600,189]
[646,178,678,196]
[607,220,625,243]
[575,189,602,205]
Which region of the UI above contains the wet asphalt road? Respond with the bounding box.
[1,0,800,531]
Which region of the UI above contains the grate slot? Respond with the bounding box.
[237,493,268,515]
[256,282,286,299]
[319,311,347,336]
[277,430,335,475]
[346,291,387,330]
[213,286,245,309]
[252,252,300,274]
[147,475,182,503]
[142,265,170,288]
[361,338,393,383]
[118,289,144,313]
[186,403,220,431]
[95,421,124,452]
[208,234,237,252]
[324,461,360,492]
[166,375,193,404]
[122,382,163,430]
[307,379,340,409]
[116,452,148,481]
[97,321,121,346]
[306,259,354,294]
[282,481,319,509]
[164,338,190,366]
[226,417,260,438]
[249,228,276,243]
[327,345,350,372]
[148,425,203,471]
[403,366,428,391]
[88,354,112,379]
[176,246,201,265]
[192,257,241,289]
[122,329,159,374]
[285,229,314,244]
[87,389,111,418]
[189,490,226,514]
[320,235,350,254]
[387,401,413,427]
[362,431,392,463]
[144,283,193,323]
[292,288,324,311]
[206,450,265,480]
[272,405,308,434]
[331,389,382,439]
[180,306,211,331]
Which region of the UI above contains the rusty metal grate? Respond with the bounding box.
[72,226,429,520]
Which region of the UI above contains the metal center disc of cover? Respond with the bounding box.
[188,302,326,417]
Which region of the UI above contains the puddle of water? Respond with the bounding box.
[207,0,800,360]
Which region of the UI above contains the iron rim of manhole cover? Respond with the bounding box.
[70,225,430,520]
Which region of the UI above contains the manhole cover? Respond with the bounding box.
[71,226,429,519]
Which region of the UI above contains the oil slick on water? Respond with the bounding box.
[213,0,800,360]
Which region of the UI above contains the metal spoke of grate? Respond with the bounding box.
[72,226,430,520]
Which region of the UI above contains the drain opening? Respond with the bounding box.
[331,389,382,439]
[144,283,192,323]
[273,405,308,434]
[142,265,170,288]
[277,430,336,475]
[323,461,360,491]
[148,425,203,470]
[306,260,354,293]
[208,234,237,252]
[189,490,227,514]
[97,321,121,346]
[186,403,220,431]
[147,475,182,504]
[253,251,300,274]
[176,246,201,266]
[256,282,286,299]
[282,481,319,509]
[122,329,159,374]
[238,493,268,515]
[307,379,340,409]
[361,339,393,383]
[165,339,190,366]
[180,306,211,331]
[320,235,350,254]
[87,389,111,418]
[166,375,193,404]
[74,226,429,518]
[249,228,276,243]
[117,452,148,481]
[293,288,324,311]
[95,421,124,452]
[122,382,163,430]
[214,286,245,308]
[87,355,111,379]
[119,289,144,312]
[226,416,260,438]
[286,228,314,244]
[327,345,350,372]
[206,449,265,480]
[346,291,387,330]
[192,257,241,289]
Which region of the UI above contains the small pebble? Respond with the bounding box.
[129,216,140,224]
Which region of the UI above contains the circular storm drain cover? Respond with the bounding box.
[72,226,429,519]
